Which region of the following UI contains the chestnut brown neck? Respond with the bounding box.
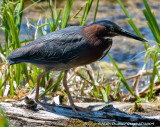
[82,25,106,46]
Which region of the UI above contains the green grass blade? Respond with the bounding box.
[30,18,44,36]
[91,79,99,98]
[54,9,62,31]
[108,53,137,98]
[0,72,10,90]
[100,87,108,104]
[14,0,24,34]
[93,0,99,22]
[10,66,14,96]
[113,78,121,98]
[71,2,87,20]
[0,106,9,127]
[21,64,29,82]
[0,78,2,96]
[143,0,160,35]
[61,0,73,29]
[80,0,93,26]
[48,0,55,31]
[5,28,9,56]
[142,5,160,43]
[6,10,20,48]
[16,64,21,86]
[149,61,156,101]
[117,0,131,18]
[117,0,148,49]
[0,27,5,32]
[128,19,148,49]
[86,69,99,97]
[39,72,64,98]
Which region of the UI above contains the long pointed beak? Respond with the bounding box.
[118,30,147,42]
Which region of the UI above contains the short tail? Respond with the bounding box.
[7,58,20,65]
[8,60,16,65]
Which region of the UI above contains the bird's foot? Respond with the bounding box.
[36,100,55,111]
[62,104,91,114]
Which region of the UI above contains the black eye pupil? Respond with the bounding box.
[110,27,114,31]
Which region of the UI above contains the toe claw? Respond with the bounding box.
[37,100,55,111]
[62,104,91,114]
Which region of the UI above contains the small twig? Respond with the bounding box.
[34,15,41,40]
[76,72,92,84]
[0,52,7,61]
[125,69,153,80]
[74,95,103,101]
[139,81,160,96]
[124,67,153,98]
[85,65,99,86]
[67,67,93,85]
[133,64,146,97]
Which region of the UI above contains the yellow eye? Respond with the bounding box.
[110,27,114,31]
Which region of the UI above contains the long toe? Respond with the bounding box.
[72,105,79,115]
[62,104,91,114]
[75,105,91,114]
[37,100,55,111]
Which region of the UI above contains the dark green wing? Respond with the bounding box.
[7,26,88,65]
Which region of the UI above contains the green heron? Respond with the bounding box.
[7,20,147,114]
